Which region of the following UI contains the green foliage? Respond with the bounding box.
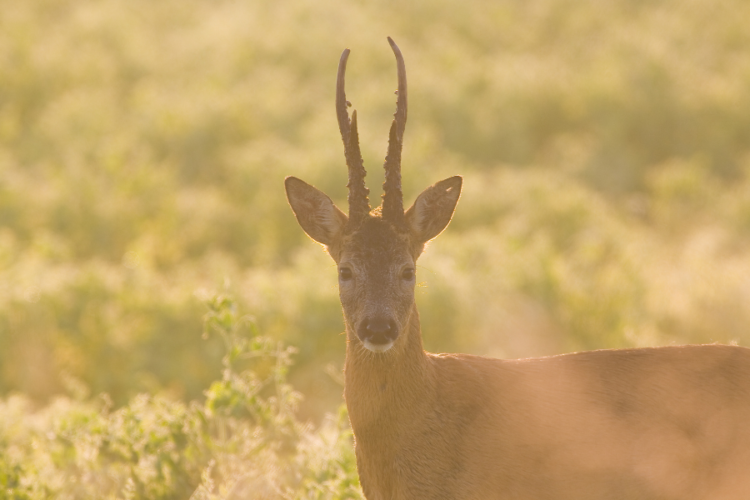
[3,0,750,412]
[0,295,362,499]
[2,0,750,493]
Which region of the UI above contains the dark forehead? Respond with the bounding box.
[343,217,411,263]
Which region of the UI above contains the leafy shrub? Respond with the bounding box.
[0,294,363,499]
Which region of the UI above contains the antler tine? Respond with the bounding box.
[336,48,371,224]
[336,49,352,142]
[382,37,407,226]
[388,37,408,142]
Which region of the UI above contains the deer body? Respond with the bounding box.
[285,38,750,499]
[347,317,750,499]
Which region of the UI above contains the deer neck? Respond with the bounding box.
[343,304,435,437]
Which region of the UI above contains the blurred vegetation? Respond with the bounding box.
[2,0,750,496]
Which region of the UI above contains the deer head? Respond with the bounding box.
[285,38,461,354]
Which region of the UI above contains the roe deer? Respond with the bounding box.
[284,38,750,500]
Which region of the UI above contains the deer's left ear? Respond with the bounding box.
[405,176,462,245]
[285,176,348,247]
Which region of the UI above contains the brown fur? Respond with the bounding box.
[347,309,750,499]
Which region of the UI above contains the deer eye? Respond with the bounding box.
[401,267,415,281]
[339,267,353,281]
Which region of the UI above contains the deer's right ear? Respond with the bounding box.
[285,176,348,246]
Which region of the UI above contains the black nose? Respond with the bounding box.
[357,317,399,345]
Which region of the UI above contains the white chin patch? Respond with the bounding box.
[363,339,395,353]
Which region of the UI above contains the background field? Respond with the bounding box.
[2,0,750,497]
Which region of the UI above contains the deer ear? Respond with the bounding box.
[285,176,348,246]
[405,176,462,244]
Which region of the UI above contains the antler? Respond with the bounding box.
[336,48,371,225]
[336,38,408,227]
[381,37,408,226]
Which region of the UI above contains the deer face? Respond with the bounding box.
[285,177,461,353]
[337,217,416,352]
[285,38,461,353]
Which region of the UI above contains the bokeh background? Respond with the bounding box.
[2,0,750,496]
